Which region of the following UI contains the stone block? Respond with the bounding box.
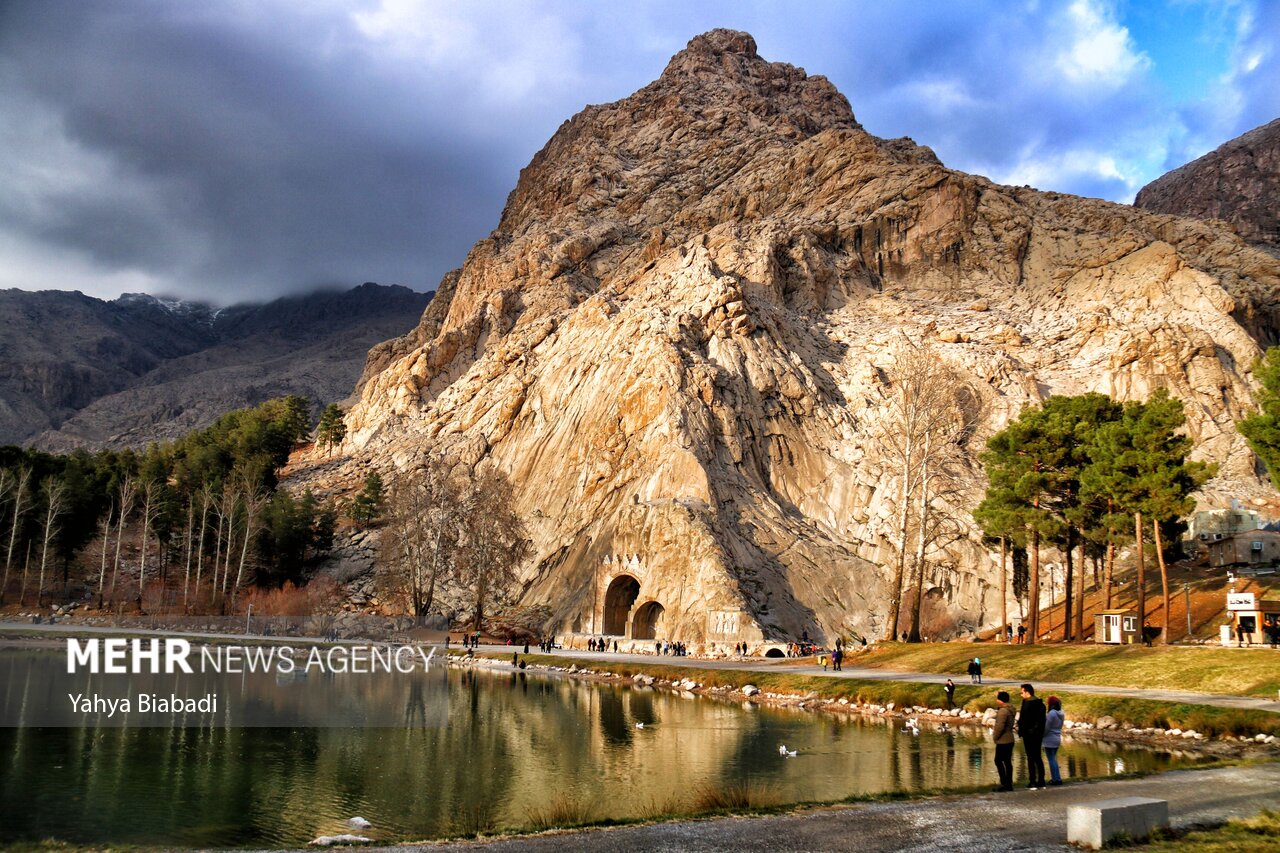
[1066,797,1169,849]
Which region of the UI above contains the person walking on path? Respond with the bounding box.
[832,646,843,671]
[967,658,979,684]
[974,657,983,684]
[992,690,1015,792]
[1018,683,1047,789]
[1044,695,1065,786]
[944,678,956,710]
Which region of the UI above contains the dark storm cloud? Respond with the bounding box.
[0,1,519,302]
[0,1,1273,303]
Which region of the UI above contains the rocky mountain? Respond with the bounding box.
[294,30,1280,646]
[1135,117,1280,253]
[0,283,430,449]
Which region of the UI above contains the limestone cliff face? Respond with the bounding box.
[304,31,1280,644]
[1135,117,1280,253]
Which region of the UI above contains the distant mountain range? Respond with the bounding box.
[0,283,430,449]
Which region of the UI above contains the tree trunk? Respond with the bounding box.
[1104,538,1115,609]
[886,450,914,641]
[97,505,113,607]
[1063,526,1074,642]
[138,502,150,608]
[212,510,224,601]
[1153,518,1170,644]
[194,497,209,611]
[20,541,32,605]
[183,500,194,609]
[1028,526,1040,645]
[908,454,931,642]
[1134,512,1146,643]
[1000,536,1008,642]
[1075,537,1087,641]
[2,471,29,605]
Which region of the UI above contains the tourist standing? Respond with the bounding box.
[1017,683,1047,789]
[1044,695,1064,786]
[944,678,956,709]
[1017,624,1026,644]
[967,658,978,684]
[992,691,1015,792]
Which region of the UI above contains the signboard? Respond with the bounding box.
[1227,592,1257,611]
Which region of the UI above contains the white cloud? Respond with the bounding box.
[997,148,1143,199]
[350,0,585,103]
[1055,0,1150,88]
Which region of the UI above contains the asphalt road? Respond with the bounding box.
[323,762,1280,853]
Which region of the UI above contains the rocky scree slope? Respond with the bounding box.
[298,30,1280,645]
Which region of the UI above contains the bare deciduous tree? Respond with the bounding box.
[34,478,67,607]
[873,338,982,641]
[378,459,463,626]
[109,476,138,601]
[456,469,529,634]
[137,480,163,607]
[232,477,267,603]
[2,466,32,604]
[192,484,213,609]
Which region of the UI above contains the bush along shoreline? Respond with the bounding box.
[452,650,1280,751]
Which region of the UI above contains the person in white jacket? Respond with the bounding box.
[1043,695,1065,786]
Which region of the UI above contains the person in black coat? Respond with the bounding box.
[1017,683,1047,789]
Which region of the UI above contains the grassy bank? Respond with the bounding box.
[466,651,1280,738]
[1130,809,1279,851]
[846,642,1280,699]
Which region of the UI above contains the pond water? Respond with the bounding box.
[0,657,1203,848]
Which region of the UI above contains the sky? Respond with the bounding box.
[0,0,1276,305]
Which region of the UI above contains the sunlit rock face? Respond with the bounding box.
[297,30,1280,644]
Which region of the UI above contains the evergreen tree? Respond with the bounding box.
[316,404,347,456]
[350,472,384,528]
[1239,346,1280,488]
[1083,390,1212,642]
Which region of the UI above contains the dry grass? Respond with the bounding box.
[851,642,1280,699]
[691,780,782,812]
[524,794,597,830]
[1123,809,1280,851]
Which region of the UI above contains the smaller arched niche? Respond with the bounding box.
[631,601,665,640]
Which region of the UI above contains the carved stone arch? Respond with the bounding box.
[602,574,641,635]
[631,600,665,640]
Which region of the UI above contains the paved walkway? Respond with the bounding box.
[305,763,1280,853]
[470,644,1280,713]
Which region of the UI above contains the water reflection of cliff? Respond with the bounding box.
[0,663,1193,847]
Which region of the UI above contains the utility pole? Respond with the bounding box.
[1183,583,1191,640]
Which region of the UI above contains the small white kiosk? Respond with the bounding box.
[1220,591,1280,646]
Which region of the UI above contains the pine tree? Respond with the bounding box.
[350,472,384,528]
[1083,390,1212,643]
[1238,346,1280,488]
[316,404,347,456]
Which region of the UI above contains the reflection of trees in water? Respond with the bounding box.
[0,665,1194,847]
